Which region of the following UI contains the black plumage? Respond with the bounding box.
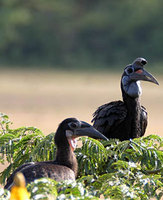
[5,118,108,190]
[92,58,159,141]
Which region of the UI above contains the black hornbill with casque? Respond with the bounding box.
[5,118,108,190]
[92,58,159,141]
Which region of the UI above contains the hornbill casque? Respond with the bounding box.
[5,118,108,190]
[92,58,159,141]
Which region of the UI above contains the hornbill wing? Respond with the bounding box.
[4,162,36,190]
[140,106,148,136]
[4,162,75,190]
[92,101,127,137]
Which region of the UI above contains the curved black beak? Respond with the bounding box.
[130,68,159,85]
[74,121,108,140]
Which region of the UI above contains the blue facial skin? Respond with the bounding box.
[122,76,142,98]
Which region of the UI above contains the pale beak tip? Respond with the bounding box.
[154,80,159,85]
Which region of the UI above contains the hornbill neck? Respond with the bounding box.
[121,85,142,139]
[55,137,78,177]
[122,89,141,112]
[121,80,141,110]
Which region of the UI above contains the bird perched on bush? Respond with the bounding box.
[5,118,108,190]
[92,58,159,141]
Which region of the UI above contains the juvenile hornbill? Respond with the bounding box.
[92,58,159,141]
[5,118,107,190]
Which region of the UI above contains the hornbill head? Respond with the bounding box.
[121,58,159,98]
[55,118,108,151]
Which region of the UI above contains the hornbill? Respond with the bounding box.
[5,118,108,190]
[92,58,159,141]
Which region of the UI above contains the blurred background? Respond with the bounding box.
[0,0,163,137]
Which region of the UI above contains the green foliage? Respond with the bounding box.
[1,179,100,200]
[0,188,10,200]
[1,0,163,68]
[0,113,163,199]
[0,113,55,184]
[28,178,58,200]
[76,137,109,176]
[76,137,163,199]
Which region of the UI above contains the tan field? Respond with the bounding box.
[0,68,162,173]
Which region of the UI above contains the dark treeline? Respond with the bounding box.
[0,0,163,69]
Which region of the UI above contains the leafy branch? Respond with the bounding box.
[0,113,163,200]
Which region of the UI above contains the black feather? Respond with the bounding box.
[92,58,151,141]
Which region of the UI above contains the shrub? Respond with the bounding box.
[0,113,163,199]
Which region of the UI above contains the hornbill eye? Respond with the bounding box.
[126,67,133,74]
[68,122,79,129]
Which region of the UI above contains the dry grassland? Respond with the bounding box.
[0,68,162,172]
[0,68,162,136]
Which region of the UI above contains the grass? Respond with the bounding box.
[0,68,162,136]
[0,68,162,131]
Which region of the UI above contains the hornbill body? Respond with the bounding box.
[5,118,107,190]
[92,58,159,141]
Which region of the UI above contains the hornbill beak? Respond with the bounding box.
[74,121,108,140]
[129,68,159,85]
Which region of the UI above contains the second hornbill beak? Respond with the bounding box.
[74,121,108,140]
[129,68,159,85]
